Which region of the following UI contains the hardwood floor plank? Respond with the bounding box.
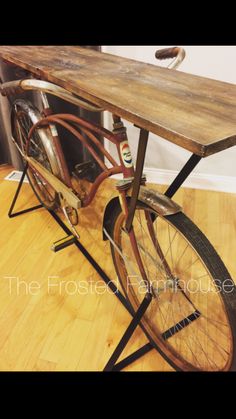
[0,165,235,371]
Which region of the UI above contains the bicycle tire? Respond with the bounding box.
[110,200,236,371]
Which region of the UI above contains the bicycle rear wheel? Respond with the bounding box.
[11,99,62,209]
[110,201,236,371]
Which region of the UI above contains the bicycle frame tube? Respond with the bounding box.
[26,113,135,208]
[22,108,153,294]
[23,102,145,282]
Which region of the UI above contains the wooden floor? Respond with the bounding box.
[0,164,236,371]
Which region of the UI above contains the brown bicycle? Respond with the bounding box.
[1,47,236,371]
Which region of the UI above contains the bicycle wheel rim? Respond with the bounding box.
[111,204,234,371]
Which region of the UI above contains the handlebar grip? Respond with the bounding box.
[155,47,186,70]
[155,47,180,60]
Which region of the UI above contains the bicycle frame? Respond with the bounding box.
[4,78,132,209]
[8,77,181,218]
[26,111,135,207]
[8,77,181,293]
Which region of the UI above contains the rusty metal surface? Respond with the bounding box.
[0,79,104,112]
[136,186,182,216]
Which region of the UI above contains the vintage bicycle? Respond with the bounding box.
[0,46,236,371]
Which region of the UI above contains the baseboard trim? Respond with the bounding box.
[111,167,236,194]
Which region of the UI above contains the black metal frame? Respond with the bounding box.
[7,148,202,371]
[7,164,157,371]
[104,292,153,371]
[165,154,202,198]
[126,128,202,232]
[8,163,43,218]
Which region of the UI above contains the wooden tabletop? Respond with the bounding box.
[1,46,236,157]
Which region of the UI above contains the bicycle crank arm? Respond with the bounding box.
[26,156,82,210]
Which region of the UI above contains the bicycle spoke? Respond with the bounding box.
[188,332,220,370]
[135,214,171,281]
[136,212,150,280]
[168,224,175,271]
[162,230,178,264]
[137,242,167,281]
[114,206,233,371]
[195,322,229,357]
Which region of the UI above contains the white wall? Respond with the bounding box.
[102,46,236,192]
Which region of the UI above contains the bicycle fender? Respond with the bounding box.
[102,186,182,240]
[135,186,182,216]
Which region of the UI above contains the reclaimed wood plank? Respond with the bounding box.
[1,46,236,156]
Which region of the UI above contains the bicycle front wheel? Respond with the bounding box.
[110,201,236,371]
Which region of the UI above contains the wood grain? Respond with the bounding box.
[1,46,236,156]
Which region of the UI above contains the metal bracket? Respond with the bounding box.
[8,163,43,218]
[165,154,202,198]
[104,292,154,371]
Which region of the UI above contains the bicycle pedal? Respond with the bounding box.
[51,235,76,252]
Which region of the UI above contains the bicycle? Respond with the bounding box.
[1,46,236,371]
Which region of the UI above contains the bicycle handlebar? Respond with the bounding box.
[0,79,104,112]
[0,80,25,97]
[155,47,186,70]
